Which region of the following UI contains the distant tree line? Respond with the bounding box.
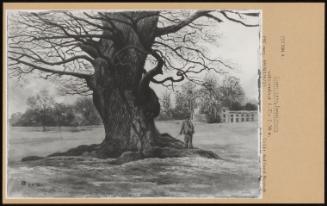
[157,75,258,123]
[9,89,102,129]
[158,82,197,120]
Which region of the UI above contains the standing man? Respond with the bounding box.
[179,115,195,149]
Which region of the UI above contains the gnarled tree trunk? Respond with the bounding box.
[86,12,162,158]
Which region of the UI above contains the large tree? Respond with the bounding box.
[174,81,198,119]
[159,90,173,119]
[199,75,222,123]
[220,75,245,108]
[8,10,259,160]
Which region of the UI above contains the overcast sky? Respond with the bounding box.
[7,10,261,116]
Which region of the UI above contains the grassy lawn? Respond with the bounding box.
[7,120,261,197]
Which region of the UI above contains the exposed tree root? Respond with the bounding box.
[22,133,220,164]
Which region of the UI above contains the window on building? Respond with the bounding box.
[236,118,239,122]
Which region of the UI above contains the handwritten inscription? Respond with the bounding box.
[273,77,280,133]
[280,36,286,57]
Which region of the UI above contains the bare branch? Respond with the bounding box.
[203,13,223,23]
[155,10,211,36]
[139,49,164,87]
[153,41,231,74]
[9,50,94,65]
[220,11,259,27]
[9,57,92,79]
[151,70,184,84]
[156,9,258,38]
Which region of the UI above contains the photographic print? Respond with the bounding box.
[6,9,262,198]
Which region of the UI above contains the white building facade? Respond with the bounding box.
[220,107,258,123]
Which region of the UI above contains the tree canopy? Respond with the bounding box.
[8,10,259,93]
[7,9,260,159]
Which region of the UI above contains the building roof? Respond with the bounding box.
[227,110,257,113]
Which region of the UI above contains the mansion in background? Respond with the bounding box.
[220,107,258,123]
[193,107,258,123]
